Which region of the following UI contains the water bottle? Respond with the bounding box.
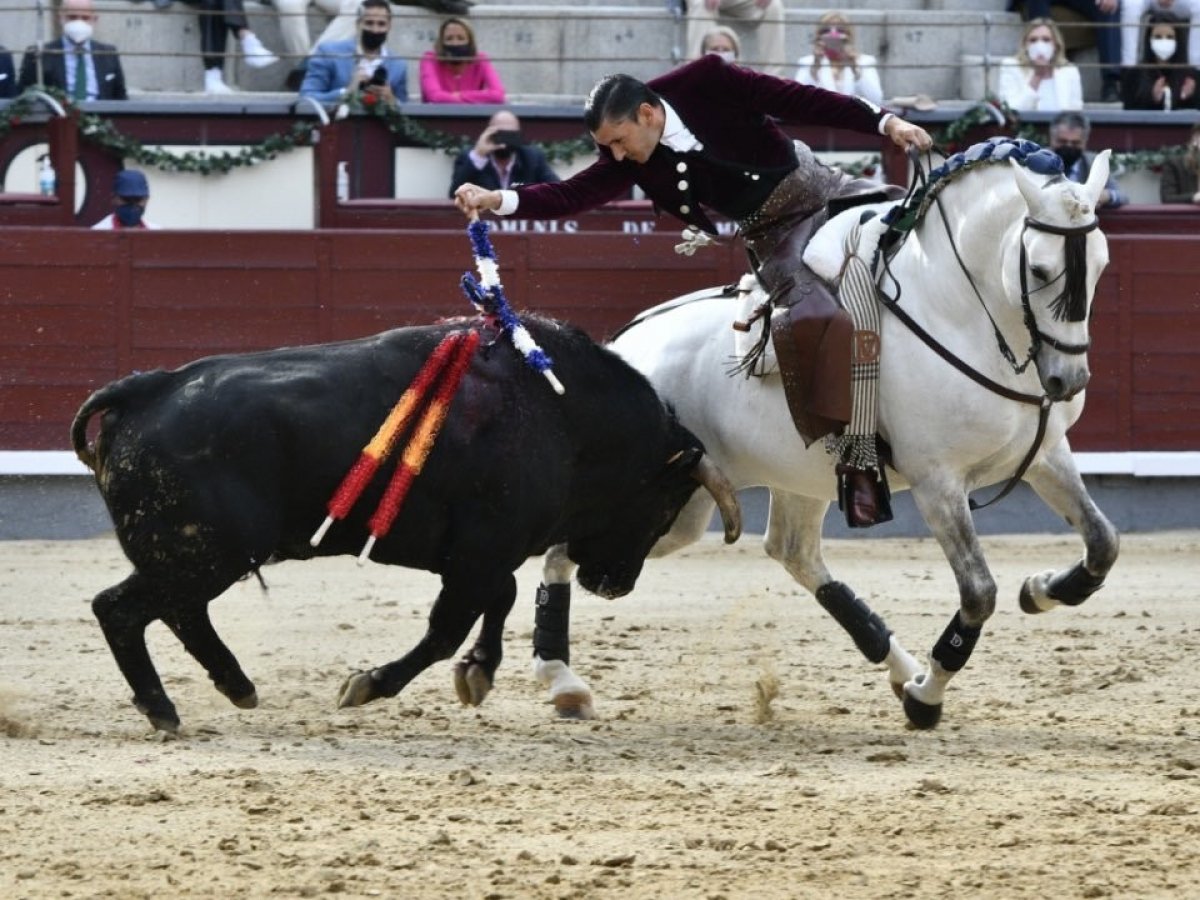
[336,161,349,202]
[38,155,56,197]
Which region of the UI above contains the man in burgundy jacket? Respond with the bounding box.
[455,55,932,524]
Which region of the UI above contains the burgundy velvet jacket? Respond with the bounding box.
[512,54,887,234]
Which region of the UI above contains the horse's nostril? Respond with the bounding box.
[1045,377,1066,400]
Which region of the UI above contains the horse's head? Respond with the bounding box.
[1009,153,1111,401]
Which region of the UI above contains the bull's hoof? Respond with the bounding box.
[337,671,377,709]
[552,691,596,721]
[452,662,493,707]
[902,689,943,730]
[229,690,259,710]
[134,695,180,733]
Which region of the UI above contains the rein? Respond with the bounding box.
[878,151,1099,510]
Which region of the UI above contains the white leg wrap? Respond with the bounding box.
[1024,569,1063,612]
[885,635,922,687]
[906,657,953,707]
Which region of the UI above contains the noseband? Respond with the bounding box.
[1019,214,1100,356]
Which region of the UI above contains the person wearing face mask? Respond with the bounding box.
[91,170,160,231]
[1048,112,1127,208]
[1123,13,1199,109]
[299,0,408,106]
[997,18,1082,112]
[699,26,741,64]
[448,110,559,196]
[420,17,506,103]
[794,12,883,106]
[1014,1,1122,102]
[687,0,786,76]
[1121,1,1200,71]
[1160,122,1200,203]
[18,0,127,101]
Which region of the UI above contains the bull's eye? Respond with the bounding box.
[1029,264,1050,282]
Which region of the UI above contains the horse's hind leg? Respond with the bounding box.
[1019,443,1119,613]
[92,572,182,732]
[532,543,595,720]
[763,490,922,696]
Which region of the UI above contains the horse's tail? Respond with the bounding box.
[71,370,172,472]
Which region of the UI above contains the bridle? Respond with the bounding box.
[877,167,1101,510]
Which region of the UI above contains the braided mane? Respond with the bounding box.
[883,138,1065,234]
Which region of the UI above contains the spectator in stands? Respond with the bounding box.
[189,1,280,95]
[17,0,127,101]
[1048,111,1127,207]
[1123,13,1198,109]
[0,45,16,99]
[299,0,407,106]
[1121,1,1200,70]
[794,12,883,106]
[1160,122,1200,203]
[92,169,160,230]
[997,18,1083,112]
[687,0,786,76]
[699,26,741,62]
[275,0,348,88]
[448,109,559,196]
[1014,1,1122,102]
[420,17,506,103]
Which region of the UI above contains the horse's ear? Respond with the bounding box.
[1010,158,1045,213]
[1084,149,1112,207]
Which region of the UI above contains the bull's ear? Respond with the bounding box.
[665,447,702,471]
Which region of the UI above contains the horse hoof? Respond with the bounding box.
[452,663,492,707]
[902,690,942,729]
[1019,579,1048,615]
[337,671,375,709]
[553,691,595,720]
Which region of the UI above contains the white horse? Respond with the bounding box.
[526,144,1120,729]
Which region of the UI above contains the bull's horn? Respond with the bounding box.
[693,454,741,544]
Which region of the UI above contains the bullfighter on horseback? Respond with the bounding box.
[454,54,932,525]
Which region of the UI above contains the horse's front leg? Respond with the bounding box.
[903,482,998,729]
[763,490,922,700]
[532,543,594,719]
[1019,442,1119,614]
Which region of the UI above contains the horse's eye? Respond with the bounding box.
[1030,265,1050,281]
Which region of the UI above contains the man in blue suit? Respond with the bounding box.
[299,0,407,106]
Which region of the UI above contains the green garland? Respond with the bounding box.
[0,87,1188,177]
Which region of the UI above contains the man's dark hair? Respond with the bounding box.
[1050,111,1090,140]
[358,0,391,18]
[583,74,662,132]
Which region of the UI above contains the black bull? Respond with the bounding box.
[72,316,740,732]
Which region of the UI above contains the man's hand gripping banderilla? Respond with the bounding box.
[454,184,503,218]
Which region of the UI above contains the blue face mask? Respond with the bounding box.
[115,203,145,227]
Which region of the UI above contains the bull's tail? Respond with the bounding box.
[71,370,172,472]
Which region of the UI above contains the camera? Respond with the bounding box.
[363,66,388,89]
[491,129,522,148]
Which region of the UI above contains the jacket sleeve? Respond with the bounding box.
[420,52,455,102]
[299,51,346,105]
[1158,158,1194,203]
[449,151,487,197]
[389,59,408,102]
[109,47,128,101]
[457,55,506,104]
[1060,64,1082,111]
[513,153,635,219]
[854,55,884,106]
[0,50,16,98]
[997,60,1036,111]
[17,45,38,91]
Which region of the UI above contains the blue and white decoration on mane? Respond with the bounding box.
[884,137,1064,233]
[462,220,566,395]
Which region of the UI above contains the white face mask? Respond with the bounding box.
[62,19,93,45]
[1151,38,1177,61]
[1026,38,1055,64]
[708,49,736,63]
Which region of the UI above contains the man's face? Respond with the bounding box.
[1050,126,1086,152]
[592,103,661,164]
[359,8,390,37]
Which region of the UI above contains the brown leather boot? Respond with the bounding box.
[836,464,894,529]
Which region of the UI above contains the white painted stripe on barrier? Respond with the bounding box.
[2,450,1200,477]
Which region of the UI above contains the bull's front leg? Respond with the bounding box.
[899,483,998,729]
[337,571,516,709]
[532,544,595,720]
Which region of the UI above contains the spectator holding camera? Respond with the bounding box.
[794,12,883,106]
[299,0,407,105]
[420,17,506,103]
[448,110,559,196]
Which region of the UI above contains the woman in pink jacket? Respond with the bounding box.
[420,17,506,103]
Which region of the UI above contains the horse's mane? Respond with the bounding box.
[883,138,1065,235]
